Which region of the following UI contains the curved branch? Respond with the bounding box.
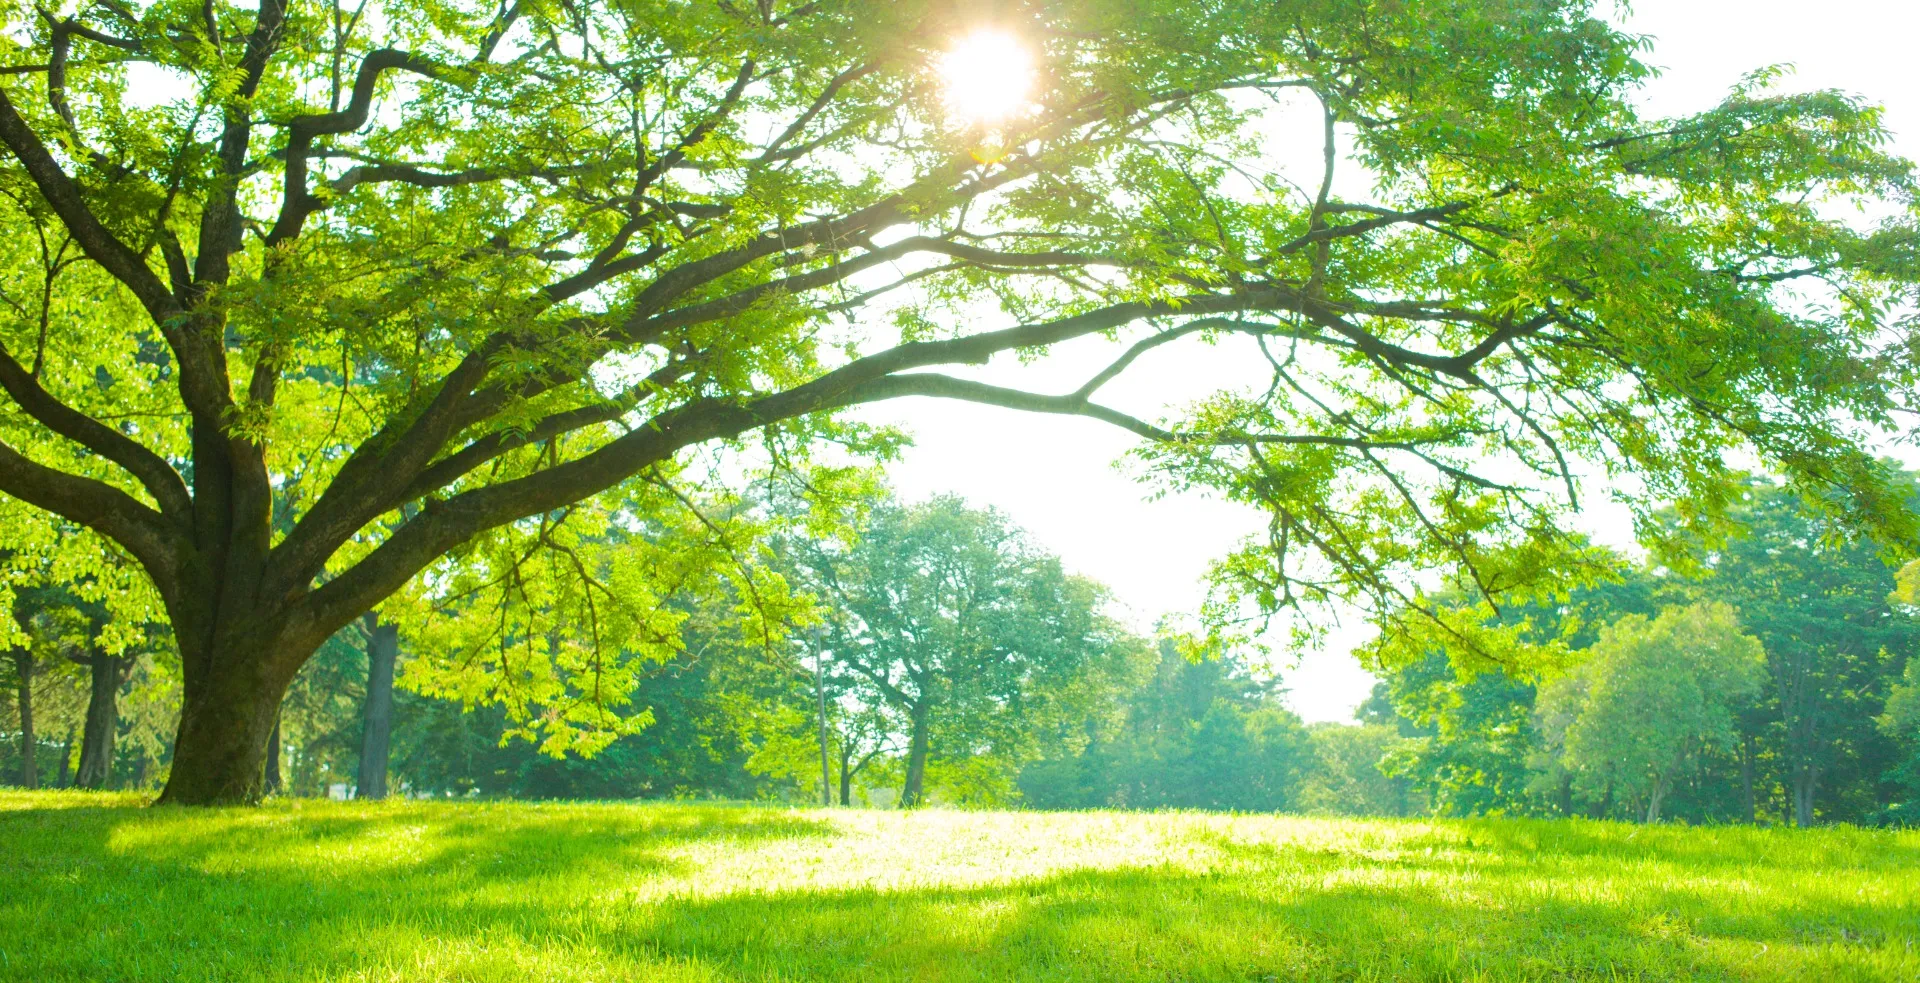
[850,372,1472,456]
[194,0,289,285]
[263,345,499,596]
[0,438,185,588]
[760,61,878,161]
[267,47,461,245]
[0,87,179,323]
[0,341,190,519]
[293,395,761,640]
[282,276,1552,648]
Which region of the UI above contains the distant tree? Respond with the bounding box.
[1297,722,1417,817]
[1881,659,1920,821]
[1371,654,1540,818]
[827,703,898,807]
[1019,639,1316,813]
[792,497,1142,807]
[1367,482,1920,826]
[0,594,90,788]
[1363,564,1673,817]
[355,614,400,800]
[3,597,50,788]
[1700,481,1920,825]
[1878,562,1920,822]
[1542,603,1767,823]
[1,510,161,789]
[1526,664,1589,818]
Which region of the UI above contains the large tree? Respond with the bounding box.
[0,0,1916,803]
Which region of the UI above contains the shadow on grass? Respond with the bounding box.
[1391,816,1920,875]
[0,799,1914,982]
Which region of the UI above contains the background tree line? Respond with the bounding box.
[1360,479,1920,827]
[6,478,1920,827]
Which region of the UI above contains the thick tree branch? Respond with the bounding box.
[293,395,764,640]
[264,346,499,598]
[0,87,179,323]
[0,439,184,587]
[194,0,288,286]
[632,58,756,194]
[289,288,1296,631]
[0,341,191,519]
[267,47,460,246]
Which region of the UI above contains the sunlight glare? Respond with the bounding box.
[939,31,1035,124]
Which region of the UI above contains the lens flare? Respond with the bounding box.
[938,31,1034,124]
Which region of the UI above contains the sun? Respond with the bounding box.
[938,31,1035,125]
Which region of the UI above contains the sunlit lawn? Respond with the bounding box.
[0,791,1914,982]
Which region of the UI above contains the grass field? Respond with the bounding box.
[0,791,1915,982]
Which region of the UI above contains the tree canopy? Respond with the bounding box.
[1364,478,1920,825]
[1,0,1917,803]
[1541,602,1766,824]
[787,494,1143,806]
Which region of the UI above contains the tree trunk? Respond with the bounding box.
[900,707,931,808]
[356,615,398,800]
[1792,771,1817,827]
[76,654,123,789]
[1556,772,1573,817]
[838,744,854,806]
[1644,780,1666,824]
[156,649,298,806]
[12,647,35,789]
[1739,734,1756,825]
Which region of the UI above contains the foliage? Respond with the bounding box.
[386,661,780,802]
[1878,657,1920,813]
[1018,639,1323,813]
[1295,722,1418,818]
[1539,602,1767,823]
[786,495,1148,806]
[5,792,1919,981]
[1,0,1917,802]
[263,544,826,801]
[1369,656,1541,818]
[386,478,819,759]
[1368,479,1920,825]
[1357,559,1672,817]
[1700,480,1920,824]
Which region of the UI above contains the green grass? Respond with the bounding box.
[1,792,1915,982]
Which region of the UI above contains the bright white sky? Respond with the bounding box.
[870,1,1920,723]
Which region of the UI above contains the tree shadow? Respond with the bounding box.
[1383,816,1920,876]
[1,798,1914,982]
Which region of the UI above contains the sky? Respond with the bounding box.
[868,0,1920,724]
